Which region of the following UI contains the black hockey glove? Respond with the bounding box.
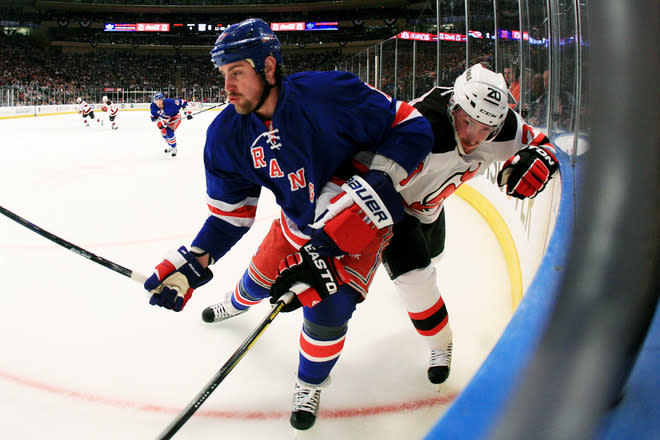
[269,243,350,312]
[497,145,558,199]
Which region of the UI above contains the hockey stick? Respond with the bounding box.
[0,204,147,283]
[191,104,222,116]
[156,291,295,440]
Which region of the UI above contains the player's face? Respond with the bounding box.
[154,99,163,108]
[453,108,495,154]
[219,60,264,114]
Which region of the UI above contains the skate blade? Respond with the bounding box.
[292,427,315,438]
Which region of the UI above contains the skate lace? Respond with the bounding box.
[210,302,233,319]
[293,383,321,415]
[429,343,453,368]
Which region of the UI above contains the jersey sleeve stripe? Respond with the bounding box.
[206,196,258,228]
[391,101,422,127]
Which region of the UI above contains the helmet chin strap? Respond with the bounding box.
[447,103,469,156]
[252,73,272,114]
[454,130,469,156]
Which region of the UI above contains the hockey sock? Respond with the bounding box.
[297,326,346,385]
[231,274,267,310]
[394,265,453,350]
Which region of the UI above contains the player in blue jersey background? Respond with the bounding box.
[142,18,434,430]
[149,91,193,157]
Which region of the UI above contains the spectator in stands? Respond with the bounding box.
[504,65,520,108]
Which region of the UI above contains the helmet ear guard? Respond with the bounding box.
[448,63,509,141]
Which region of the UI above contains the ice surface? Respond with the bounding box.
[0,110,512,439]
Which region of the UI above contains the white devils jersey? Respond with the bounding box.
[395,86,552,224]
[78,101,93,115]
[105,101,119,117]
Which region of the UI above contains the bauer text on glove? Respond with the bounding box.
[307,170,404,256]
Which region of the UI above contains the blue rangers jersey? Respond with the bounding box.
[149,98,188,123]
[191,71,434,262]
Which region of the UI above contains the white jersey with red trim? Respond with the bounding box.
[105,101,119,117]
[78,101,93,116]
[395,86,556,224]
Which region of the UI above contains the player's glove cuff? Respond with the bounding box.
[497,145,558,199]
[144,246,213,311]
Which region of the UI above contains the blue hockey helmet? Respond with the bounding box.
[210,18,282,73]
[153,91,164,101]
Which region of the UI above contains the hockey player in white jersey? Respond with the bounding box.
[76,97,103,127]
[101,96,119,130]
[371,63,559,386]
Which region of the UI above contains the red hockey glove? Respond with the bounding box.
[497,145,558,199]
[307,171,403,257]
[144,246,213,312]
[269,243,350,312]
[156,120,167,136]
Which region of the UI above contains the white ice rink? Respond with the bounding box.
[0,109,513,440]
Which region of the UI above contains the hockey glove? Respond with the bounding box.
[307,170,404,257]
[156,120,167,136]
[497,145,558,199]
[144,246,213,312]
[269,242,350,312]
[186,110,193,120]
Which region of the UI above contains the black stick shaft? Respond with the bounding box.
[155,292,294,440]
[0,204,146,283]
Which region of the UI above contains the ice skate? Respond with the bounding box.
[290,378,328,430]
[201,291,248,323]
[170,147,178,157]
[428,342,452,385]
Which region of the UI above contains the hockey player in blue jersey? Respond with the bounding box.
[149,92,193,157]
[142,18,433,430]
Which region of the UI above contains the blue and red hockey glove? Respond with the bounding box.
[156,119,167,136]
[144,246,213,312]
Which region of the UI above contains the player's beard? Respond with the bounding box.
[231,94,253,114]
